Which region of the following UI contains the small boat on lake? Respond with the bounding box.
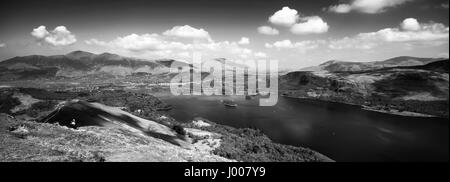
[222,100,237,107]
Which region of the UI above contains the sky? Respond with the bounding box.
[0,0,449,69]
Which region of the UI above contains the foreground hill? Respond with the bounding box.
[0,113,232,162]
[281,59,449,118]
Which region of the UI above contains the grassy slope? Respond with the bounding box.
[0,114,232,162]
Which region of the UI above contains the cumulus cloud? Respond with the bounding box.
[31,25,76,46]
[265,39,324,52]
[162,25,211,41]
[268,6,299,26]
[328,36,379,50]
[257,26,280,35]
[265,7,329,35]
[31,26,49,39]
[361,22,448,42]
[401,18,420,31]
[86,33,190,52]
[265,40,294,49]
[290,16,329,34]
[329,18,449,50]
[86,26,262,60]
[238,37,250,45]
[196,41,267,59]
[327,4,352,13]
[327,0,412,14]
[111,33,165,51]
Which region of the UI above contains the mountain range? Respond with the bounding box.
[1,50,447,80]
[300,56,445,72]
[0,51,190,79]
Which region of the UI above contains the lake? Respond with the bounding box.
[160,95,449,162]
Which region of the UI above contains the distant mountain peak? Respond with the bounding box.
[66,50,94,55]
[319,60,342,66]
[98,52,112,55]
[98,52,119,56]
[65,50,96,60]
[97,52,123,60]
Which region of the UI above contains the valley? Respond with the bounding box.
[0,50,448,162]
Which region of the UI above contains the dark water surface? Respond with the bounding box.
[161,95,449,162]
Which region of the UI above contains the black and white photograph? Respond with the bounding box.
[0,0,448,169]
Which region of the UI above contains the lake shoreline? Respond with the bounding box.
[280,94,442,118]
[182,117,334,162]
[163,94,449,161]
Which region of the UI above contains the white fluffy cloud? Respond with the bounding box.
[31,26,49,39]
[257,26,280,35]
[112,34,168,51]
[265,40,294,49]
[329,18,449,49]
[401,18,420,31]
[268,6,299,26]
[162,25,211,41]
[31,25,76,46]
[265,7,329,35]
[238,37,250,45]
[327,0,412,14]
[86,33,190,52]
[361,23,448,42]
[328,36,379,50]
[327,4,352,13]
[265,39,324,53]
[290,16,329,34]
[86,26,263,60]
[261,18,449,52]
